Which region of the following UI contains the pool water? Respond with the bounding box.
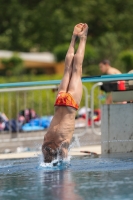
[0,154,133,200]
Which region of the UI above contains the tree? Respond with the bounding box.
[1,54,24,76]
[0,0,133,52]
[118,50,133,72]
[0,0,133,76]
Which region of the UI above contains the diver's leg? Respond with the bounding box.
[68,24,88,105]
[58,25,88,161]
[58,23,84,93]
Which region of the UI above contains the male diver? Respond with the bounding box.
[42,23,88,163]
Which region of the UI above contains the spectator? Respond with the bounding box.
[99,60,121,104]
[99,60,121,75]
[0,112,21,132]
[18,108,37,124]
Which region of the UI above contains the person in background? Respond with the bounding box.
[128,70,133,74]
[99,60,121,75]
[0,112,21,132]
[18,108,37,124]
[99,60,122,104]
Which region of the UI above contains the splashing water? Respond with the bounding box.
[39,156,71,170]
[39,140,74,170]
[38,147,71,170]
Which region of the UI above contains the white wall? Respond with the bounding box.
[101,104,133,154]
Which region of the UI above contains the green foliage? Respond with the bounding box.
[118,50,133,72]
[0,0,133,75]
[95,32,122,63]
[84,65,101,76]
[53,44,69,62]
[54,42,98,59]
[84,44,98,66]
[0,75,61,118]
[54,42,99,75]
[0,0,133,52]
[1,54,24,76]
[83,44,99,75]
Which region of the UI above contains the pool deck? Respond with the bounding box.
[0,145,101,160]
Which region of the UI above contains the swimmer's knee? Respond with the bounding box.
[65,53,74,62]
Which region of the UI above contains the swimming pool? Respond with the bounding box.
[0,154,133,200]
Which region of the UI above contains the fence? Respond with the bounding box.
[1,73,133,144]
[0,85,57,141]
[0,85,58,118]
[0,84,89,143]
[90,82,103,136]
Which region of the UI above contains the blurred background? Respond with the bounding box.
[0,0,133,153]
[0,0,133,78]
[0,1,132,126]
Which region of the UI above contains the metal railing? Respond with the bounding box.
[90,82,103,136]
[0,85,58,142]
[0,73,133,88]
[1,73,132,144]
[0,84,89,145]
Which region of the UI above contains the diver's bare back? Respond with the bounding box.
[43,106,76,149]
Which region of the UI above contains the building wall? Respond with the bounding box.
[0,59,65,75]
[101,104,133,154]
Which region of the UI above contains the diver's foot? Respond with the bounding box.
[78,23,88,38]
[73,23,84,36]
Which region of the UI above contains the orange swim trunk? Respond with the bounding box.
[54,92,79,110]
